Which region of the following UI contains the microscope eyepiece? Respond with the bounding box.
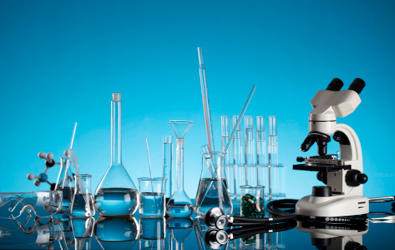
[348,78,366,94]
[326,78,344,91]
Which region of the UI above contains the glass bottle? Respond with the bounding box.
[166,120,194,218]
[94,93,138,217]
[71,174,95,217]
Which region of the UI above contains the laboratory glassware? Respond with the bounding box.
[244,116,257,187]
[195,151,233,216]
[232,115,243,204]
[198,47,215,152]
[94,93,138,217]
[139,218,166,250]
[162,136,173,201]
[71,174,95,217]
[167,218,193,250]
[221,116,234,200]
[0,191,63,219]
[240,185,264,218]
[94,216,139,250]
[268,116,278,200]
[138,177,167,218]
[167,120,194,218]
[256,116,267,190]
[71,217,95,250]
[55,156,75,209]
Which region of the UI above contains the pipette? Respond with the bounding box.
[198,47,215,153]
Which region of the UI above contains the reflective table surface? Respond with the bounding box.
[0,200,394,249]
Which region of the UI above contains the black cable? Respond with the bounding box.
[266,199,298,217]
[231,221,297,240]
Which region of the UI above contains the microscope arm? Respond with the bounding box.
[334,123,363,172]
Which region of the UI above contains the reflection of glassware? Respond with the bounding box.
[162,136,173,201]
[195,151,233,216]
[94,93,138,217]
[167,120,194,218]
[240,185,264,218]
[194,216,228,250]
[94,216,139,250]
[0,191,62,219]
[139,218,166,249]
[71,174,95,217]
[55,156,75,210]
[167,218,193,250]
[71,217,95,250]
[138,177,167,218]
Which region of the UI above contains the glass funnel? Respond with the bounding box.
[94,93,138,217]
[166,120,194,218]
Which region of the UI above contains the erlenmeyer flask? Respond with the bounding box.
[166,120,194,218]
[94,93,138,217]
[195,151,233,216]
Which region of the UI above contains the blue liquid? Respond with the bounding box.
[140,192,165,217]
[94,216,139,242]
[166,200,193,218]
[58,187,74,208]
[71,194,95,217]
[94,188,138,216]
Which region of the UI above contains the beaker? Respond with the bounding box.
[94,93,138,217]
[195,151,233,216]
[139,218,166,249]
[138,177,167,218]
[166,120,194,218]
[71,174,95,217]
[240,185,264,218]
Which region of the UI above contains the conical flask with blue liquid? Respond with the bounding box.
[94,93,138,217]
[166,120,194,217]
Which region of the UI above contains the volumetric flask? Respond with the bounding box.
[71,174,95,217]
[166,120,194,218]
[138,177,167,218]
[195,151,233,216]
[94,93,138,217]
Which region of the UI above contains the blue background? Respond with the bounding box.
[0,0,394,200]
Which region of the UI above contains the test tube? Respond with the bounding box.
[162,136,173,200]
[232,115,243,204]
[256,116,267,192]
[221,116,234,199]
[244,116,257,187]
[268,116,278,200]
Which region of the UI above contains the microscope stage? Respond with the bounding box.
[293,164,351,172]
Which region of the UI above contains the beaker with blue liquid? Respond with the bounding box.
[138,177,167,218]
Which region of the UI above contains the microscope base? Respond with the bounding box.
[296,194,369,217]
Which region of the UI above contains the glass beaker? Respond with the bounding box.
[195,151,233,216]
[138,177,167,218]
[94,93,138,217]
[166,120,194,218]
[240,185,264,218]
[71,174,95,217]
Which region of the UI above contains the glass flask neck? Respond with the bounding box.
[175,138,185,192]
[74,174,92,194]
[111,100,122,165]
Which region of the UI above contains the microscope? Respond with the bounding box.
[293,78,369,218]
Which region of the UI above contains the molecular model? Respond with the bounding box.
[27,152,59,190]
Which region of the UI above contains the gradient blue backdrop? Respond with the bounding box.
[0,0,394,200]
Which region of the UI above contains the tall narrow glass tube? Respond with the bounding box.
[232,115,243,203]
[94,93,138,217]
[167,120,194,217]
[268,116,278,200]
[221,116,233,199]
[244,116,257,187]
[162,136,173,200]
[256,116,267,193]
[198,47,215,152]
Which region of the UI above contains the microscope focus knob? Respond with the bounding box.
[346,170,368,187]
[312,186,332,197]
[345,242,367,250]
[317,172,327,184]
[296,157,305,162]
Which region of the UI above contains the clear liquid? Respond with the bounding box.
[94,188,138,216]
[195,178,232,216]
[166,200,193,218]
[140,192,165,217]
[71,193,95,217]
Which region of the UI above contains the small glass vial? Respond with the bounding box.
[240,185,265,218]
[71,174,95,217]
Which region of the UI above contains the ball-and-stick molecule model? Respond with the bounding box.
[27,152,59,189]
